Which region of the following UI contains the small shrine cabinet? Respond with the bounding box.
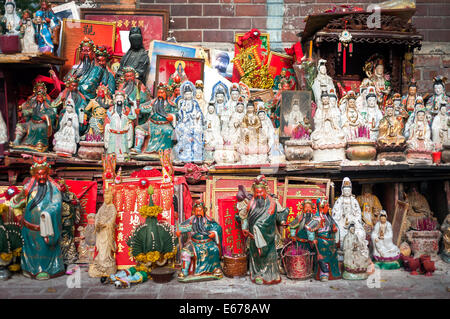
[301,8,423,95]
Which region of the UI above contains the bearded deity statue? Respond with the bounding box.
[426,76,450,118]
[133,83,177,156]
[35,0,61,50]
[116,67,152,125]
[431,103,449,150]
[115,27,150,84]
[83,85,113,141]
[405,108,434,164]
[95,45,116,95]
[177,200,223,282]
[10,157,64,280]
[311,59,336,108]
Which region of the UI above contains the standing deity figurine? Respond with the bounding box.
[332,177,368,248]
[363,55,391,109]
[356,184,383,235]
[312,59,336,108]
[53,99,80,156]
[371,210,401,269]
[10,157,64,280]
[194,80,207,116]
[227,99,246,146]
[32,10,55,54]
[89,188,117,278]
[104,90,137,162]
[426,76,450,118]
[176,200,223,282]
[36,0,61,49]
[19,10,39,53]
[133,83,177,155]
[236,175,289,285]
[227,83,241,112]
[342,222,371,280]
[173,81,205,163]
[1,1,20,35]
[360,87,383,141]
[431,103,449,151]
[203,102,224,163]
[83,85,112,141]
[211,81,231,140]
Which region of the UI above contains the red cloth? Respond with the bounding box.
[130,168,163,178]
[174,176,193,221]
[284,42,304,64]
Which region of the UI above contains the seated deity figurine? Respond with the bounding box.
[338,90,357,114]
[371,210,401,269]
[237,100,270,165]
[404,184,435,231]
[440,214,450,263]
[227,99,246,146]
[133,83,177,156]
[227,83,241,112]
[257,109,285,164]
[311,91,346,162]
[284,98,306,137]
[11,92,57,152]
[312,59,336,108]
[356,184,383,235]
[343,222,371,280]
[204,102,223,163]
[361,87,383,141]
[363,55,391,109]
[173,81,205,163]
[341,104,366,140]
[194,80,207,115]
[405,108,434,164]
[176,200,223,282]
[355,78,373,112]
[53,110,79,157]
[82,85,112,141]
[401,80,420,116]
[377,102,407,161]
[431,103,449,151]
[332,177,368,249]
[426,76,450,118]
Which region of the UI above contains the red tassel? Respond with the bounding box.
[343,47,347,75]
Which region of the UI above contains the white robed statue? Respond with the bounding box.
[53,99,80,156]
[311,59,336,107]
[371,210,401,269]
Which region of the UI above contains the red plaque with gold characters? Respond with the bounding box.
[218,197,244,255]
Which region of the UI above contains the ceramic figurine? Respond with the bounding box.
[371,211,401,269]
[405,108,434,164]
[306,199,341,281]
[426,76,450,118]
[116,66,152,125]
[36,0,60,49]
[10,157,64,280]
[355,78,372,112]
[95,45,116,95]
[105,267,148,288]
[338,90,357,115]
[239,82,251,106]
[211,81,231,139]
[237,100,270,164]
[311,90,346,162]
[83,84,112,141]
[177,200,223,282]
[89,188,117,278]
[0,108,7,146]
[104,90,137,162]
[342,222,371,280]
[11,91,57,152]
[404,184,435,230]
[431,103,449,151]
[115,27,150,84]
[258,109,285,164]
[376,102,407,161]
[173,81,204,163]
[32,10,54,53]
[236,175,289,285]
[228,83,241,112]
[0,204,23,280]
[76,213,96,264]
[401,80,420,116]
[227,98,246,146]
[360,87,383,141]
[311,59,336,107]
[393,93,406,117]
[1,1,20,35]
[133,83,176,156]
[332,177,368,248]
[289,199,318,255]
[58,180,81,268]
[356,184,383,235]
[341,104,365,140]
[53,99,80,156]
[194,80,207,115]
[284,97,307,137]
[204,102,223,163]
[273,68,296,90]
[363,55,391,108]
[440,214,450,263]
[19,12,39,53]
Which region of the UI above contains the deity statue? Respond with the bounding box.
[203,102,223,163]
[338,90,357,114]
[405,108,434,164]
[237,100,270,164]
[19,11,39,53]
[116,66,152,125]
[236,175,289,285]
[134,83,176,156]
[11,91,57,152]
[258,109,285,163]
[211,81,231,137]
[227,83,241,113]
[311,59,336,107]
[283,98,306,137]
[342,222,371,280]
[32,10,54,53]
[194,80,207,115]
[431,103,449,150]
[371,211,401,269]
[341,104,365,140]
[0,110,6,146]
[363,55,391,108]
[306,199,341,281]
[440,214,450,263]
[401,80,420,116]
[76,213,96,264]
[355,78,373,112]
[104,90,137,162]
[58,180,81,268]
[1,1,20,35]
[10,157,64,280]
[289,199,318,255]
[177,200,223,282]
[332,177,368,248]
[53,101,79,157]
[393,93,408,119]
[239,82,251,106]
[88,188,117,278]
[360,87,383,141]
[173,81,205,163]
[273,68,296,90]
[356,184,383,234]
[83,85,112,141]
[426,76,450,118]
[95,45,116,95]
[311,91,346,162]
[0,203,23,280]
[116,27,150,84]
[227,99,246,146]
[36,0,61,50]
[377,102,406,147]
[404,184,435,230]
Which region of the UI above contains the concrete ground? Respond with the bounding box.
[0,260,449,299]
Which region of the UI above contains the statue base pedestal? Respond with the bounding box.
[374,260,401,270]
[377,151,406,162]
[239,153,268,165]
[78,141,104,160]
[406,150,432,164]
[214,146,239,165]
[284,139,313,161]
[312,147,345,162]
[342,270,369,280]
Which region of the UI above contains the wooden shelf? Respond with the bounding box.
[0,53,66,66]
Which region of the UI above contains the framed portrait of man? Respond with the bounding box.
[280,90,312,140]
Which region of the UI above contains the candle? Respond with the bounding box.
[309,40,313,59]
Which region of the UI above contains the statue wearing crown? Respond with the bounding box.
[311,59,336,107]
[405,107,434,164]
[363,55,391,109]
[10,157,64,280]
[133,83,177,157]
[426,76,450,118]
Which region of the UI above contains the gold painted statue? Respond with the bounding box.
[357,184,383,233]
[378,102,406,146]
[404,184,435,230]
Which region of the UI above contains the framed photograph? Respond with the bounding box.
[392,200,409,247]
[211,49,234,80]
[280,90,312,139]
[155,55,205,94]
[52,1,80,21]
[147,40,199,94]
[267,51,296,90]
[80,8,169,56]
[60,19,116,77]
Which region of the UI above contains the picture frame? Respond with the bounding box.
[52,1,80,21]
[392,200,410,247]
[80,8,169,57]
[155,55,205,95]
[280,90,312,139]
[250,89,274,103]
[60,19,116,78]
[267,51,296,90]
[211,49,234,80]
[234,32,270,53]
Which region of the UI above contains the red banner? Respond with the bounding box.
[218,197,244,255]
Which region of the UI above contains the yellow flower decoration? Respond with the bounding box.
[0,252,13,262]
[138,205,163,218]
[135,264,148,273]
[145,251,160,263]
[164,247,177,260]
